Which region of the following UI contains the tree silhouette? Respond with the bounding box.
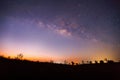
[50,60,54,63]
[86,61,89,64]
[104,58,108,61]
[8,56,11,59]
[16,53,23,59]
[89,61,92,64]
[118,58,120,63]
[76,63,79,65]
[71,61,74,65]
[82,60,84,64]
[95,60,98,64]
[64,60,67,64]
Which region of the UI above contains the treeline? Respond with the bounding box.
[0,54,119,65]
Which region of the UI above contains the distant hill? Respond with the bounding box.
[0,56,120,80]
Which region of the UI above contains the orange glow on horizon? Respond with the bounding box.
[0,47,117,63]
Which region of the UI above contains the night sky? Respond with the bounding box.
[0,0,120,63]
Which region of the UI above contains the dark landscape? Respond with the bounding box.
[0,56,120,80]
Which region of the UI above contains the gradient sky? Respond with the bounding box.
[0,0,120,63]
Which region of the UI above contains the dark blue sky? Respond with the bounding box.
[0,0,120,62]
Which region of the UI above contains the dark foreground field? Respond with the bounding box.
[0,57,120,80]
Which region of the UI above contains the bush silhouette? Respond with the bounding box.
[107,60,114,64]
[50,60,54,63]
[100,60,104,64]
